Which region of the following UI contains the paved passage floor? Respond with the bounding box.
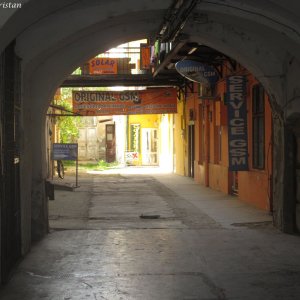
[1,168,300,299]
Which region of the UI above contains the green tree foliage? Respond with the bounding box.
[57,89,82,143]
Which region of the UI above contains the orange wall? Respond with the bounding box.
[182,71,272,211]
[237,76,272,210]
[185,90,201,181]
[209,164,229,193]
[238,171,271,210]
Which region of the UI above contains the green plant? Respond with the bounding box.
[62,160,119,171]
[56,90,83,143]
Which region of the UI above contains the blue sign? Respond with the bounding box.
[52,143,78,160]
[175,60,219,86]
[227,75,249,171]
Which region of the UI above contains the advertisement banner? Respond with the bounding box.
[89,58,118,74]
[227,75,249,171]
[72,88,177,116]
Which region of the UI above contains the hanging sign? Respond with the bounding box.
[227,75,249,171]
[72,88,177,116]
[175,60,219,86]
[89,58,118,74]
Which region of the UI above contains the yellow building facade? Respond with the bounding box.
[127,113,174,171]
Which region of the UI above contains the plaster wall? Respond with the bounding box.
[173,98,185,176]
[208,164,229,194]
[159,114,173,171]
[113,115,126,165]
[195,164,205,186]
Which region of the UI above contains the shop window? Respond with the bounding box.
[252,84,265,169]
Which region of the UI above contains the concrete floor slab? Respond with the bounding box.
[0,168,299,299]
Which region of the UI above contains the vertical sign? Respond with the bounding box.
[140,44,151,70]
[227,75,249,171]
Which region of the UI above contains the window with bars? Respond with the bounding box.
[252,84,265,169]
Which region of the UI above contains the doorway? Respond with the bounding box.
[0,43,21,283]
[142,128,158,165]
[188,125,195,177]
[78,127,98,160]
[106,124,116,163]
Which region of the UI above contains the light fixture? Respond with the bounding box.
[188,47,197,55]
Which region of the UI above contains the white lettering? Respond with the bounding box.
[232,157,246,165]
[229,139,246,147]
[231,127,245,135]
[230,101,243,110]
[230,148,247,157]
[0,2,22,8]
[230,93,243,101]
[229,119,244,126]
[229,85,243,93]
[229,76,243,84]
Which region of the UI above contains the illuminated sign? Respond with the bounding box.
[175,60,219,86]
[89,58,118,74]
[72,88,177,116]
[227,75,249,171]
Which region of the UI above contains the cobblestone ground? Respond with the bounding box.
[1,170,300,300]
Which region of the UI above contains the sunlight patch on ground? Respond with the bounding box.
[87,166,172,175]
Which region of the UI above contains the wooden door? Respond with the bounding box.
[106,124,116,163]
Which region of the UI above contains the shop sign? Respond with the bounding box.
[52,143,78,160]
[140,44,151,70]
[125,151,139,164]
[89,58,118,74]
[175,60,219,86]
[227,75,249,171]
[72,88,177,116]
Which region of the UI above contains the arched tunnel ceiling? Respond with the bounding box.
[1,0,300,116]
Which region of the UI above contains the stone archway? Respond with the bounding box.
[1,0,300,255]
